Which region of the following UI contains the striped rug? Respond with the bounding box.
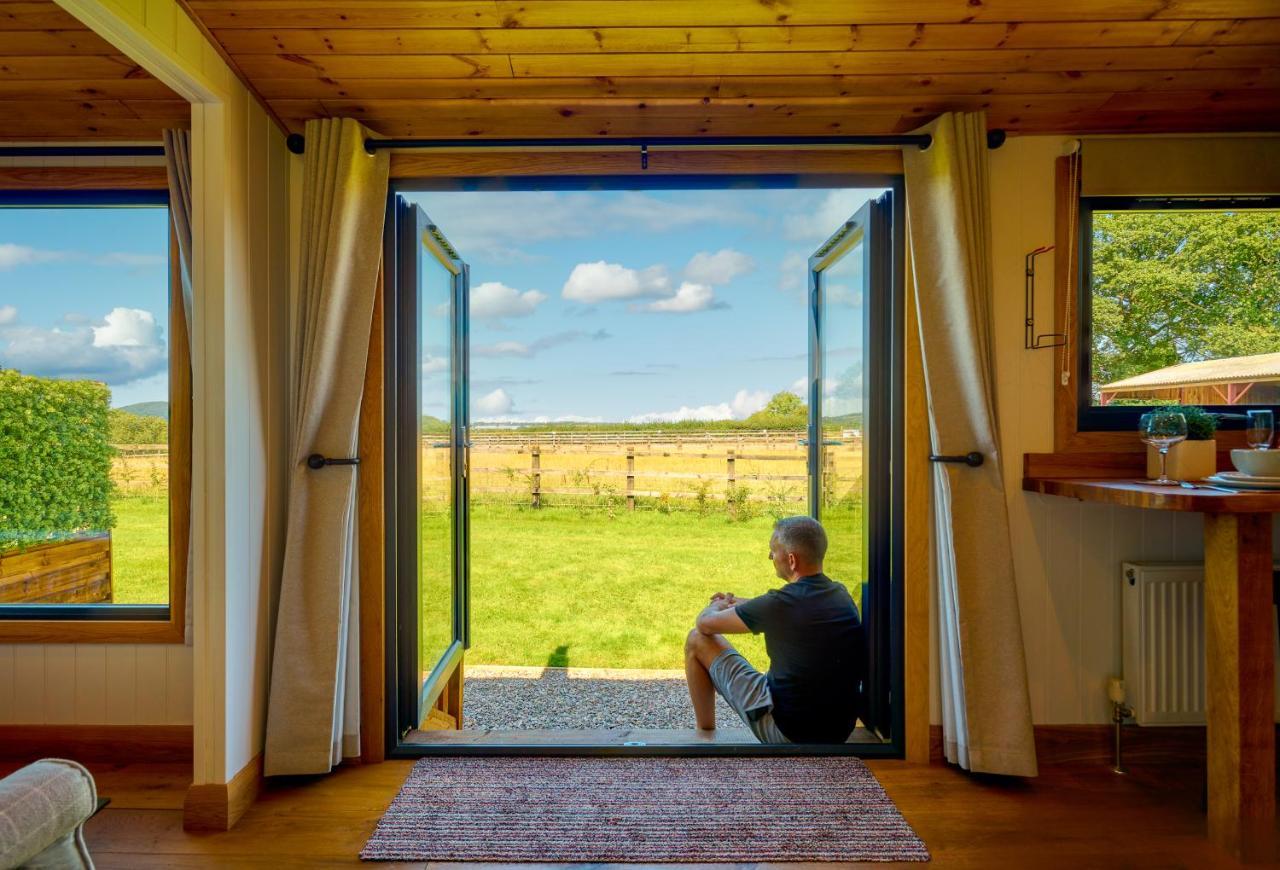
[360,756,929,862]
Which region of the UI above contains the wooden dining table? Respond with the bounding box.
[1022,477,1278,863]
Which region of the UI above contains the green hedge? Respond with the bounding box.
[0,369,115,552]
[109,408,168,444]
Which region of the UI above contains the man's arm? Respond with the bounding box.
[695,596,751,635]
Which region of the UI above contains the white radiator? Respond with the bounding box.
[1121,562,1280,726]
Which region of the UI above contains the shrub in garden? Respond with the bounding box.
[108,408,168,444]
[0,370,115,552]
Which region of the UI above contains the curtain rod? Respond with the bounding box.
[0,145,165,158]
[284,131,1007,156]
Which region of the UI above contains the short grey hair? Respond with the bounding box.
[772,516,828,564]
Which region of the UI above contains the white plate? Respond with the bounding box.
[1214,471,1280,483]
[1204,473,1280,490]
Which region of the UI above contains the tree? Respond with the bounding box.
[1090,210,1280,392]
[744,391,807,428]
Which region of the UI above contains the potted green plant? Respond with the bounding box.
[1146,404,1218,481]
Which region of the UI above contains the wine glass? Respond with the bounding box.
[1246,409,1274,450]
[1140,411,1187,486]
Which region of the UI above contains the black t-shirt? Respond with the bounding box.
[735,573,863,743]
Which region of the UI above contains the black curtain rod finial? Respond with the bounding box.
[286,133,306,155]
[987,129,1007,150]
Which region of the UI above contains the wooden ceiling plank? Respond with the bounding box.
[1175,18,1280,45]
[0,166,169,190]
[182,1,1280,29]
[0,119,189,138]
[509,47,1280,78]
[230,46,1280,80]
[0,55,149,79]
[0,97,147,120]
[207,21,1224,56]
[1098,87,1280,111]
[0,30,127,54]
[0,78,181,99]
[249,69,1280,101]
[0,2,87,30]
[993,108,1280,133]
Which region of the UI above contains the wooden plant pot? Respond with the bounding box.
[1147,439,1217,481]
[0,533,113,604]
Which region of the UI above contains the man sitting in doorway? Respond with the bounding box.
[685,515,863,744]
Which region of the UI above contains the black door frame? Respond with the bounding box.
[383,174,907,758]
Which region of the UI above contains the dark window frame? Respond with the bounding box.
[1077,194,1280,432]
[383,173,907,758]
[0,188,177,625]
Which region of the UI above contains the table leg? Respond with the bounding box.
[1203,512,1276,863]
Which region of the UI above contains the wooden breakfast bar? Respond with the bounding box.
[1023,477,1278,862]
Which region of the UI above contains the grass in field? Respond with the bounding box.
[108,487,866,673]
[108,492,169,605]
[424,502,865,672]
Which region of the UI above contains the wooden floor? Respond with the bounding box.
[3,755,1260,868]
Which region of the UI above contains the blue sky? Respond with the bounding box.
[407,186,885,423]
[0,187,885,421]
[0,205,170,408]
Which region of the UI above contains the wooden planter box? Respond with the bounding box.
[0,533,113,604]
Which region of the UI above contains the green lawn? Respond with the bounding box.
[109,493,866,672]
[428,502,865,672]
[109,493,169,604]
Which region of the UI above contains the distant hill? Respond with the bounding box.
[116,401,169,420]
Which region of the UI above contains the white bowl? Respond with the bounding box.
[1230,448,1280,477]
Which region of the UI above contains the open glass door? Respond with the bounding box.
[392,196,470,737]
[807,190,897,740]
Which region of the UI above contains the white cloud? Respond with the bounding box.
[473,329,609,358]
[0,243,69,270]
[638,282,719,314]
[0,306,166,385]
[782,189,887,243]
[473,388,514,416]
[95,252,165,268]
[422,355,448,375]
[683,249,755,286]
[790,377,807,396]
[0,305,16,325]
[470,281,547,321]
[93,307,158,348]
[477,413,606,425]
[561,261,670,303]
[628,388,769,424]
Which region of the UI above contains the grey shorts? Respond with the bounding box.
[708,649,791,744]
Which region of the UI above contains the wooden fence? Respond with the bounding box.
[434,433,864,512]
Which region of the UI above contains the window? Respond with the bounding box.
[1077,196,1280,431]
[0,190,187,636]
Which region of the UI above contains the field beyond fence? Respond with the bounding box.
[106,429,866,668]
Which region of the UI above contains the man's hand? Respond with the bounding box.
[696,594,751,635]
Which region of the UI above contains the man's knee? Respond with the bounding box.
[686,628,731,666]
[685,628,705,658]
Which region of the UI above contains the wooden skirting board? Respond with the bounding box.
[930,723,1280,769]
[183,753,264,832]
[0,724,192,764]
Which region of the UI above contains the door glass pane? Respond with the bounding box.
[418,235,455,678]
[818,228,868,607]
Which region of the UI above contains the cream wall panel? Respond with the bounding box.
[102,645,137,725]
[988,135,1280,725]
[0,647,13,724]
[43,646,77,724]
[73,645,107,723]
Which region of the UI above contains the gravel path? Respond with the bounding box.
[462,665,741,730]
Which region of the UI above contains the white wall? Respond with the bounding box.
[44,0,293,787]
[988,135,1280,725]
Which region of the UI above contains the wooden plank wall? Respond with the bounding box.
[0,643,194,725]
[987,135,1280,725]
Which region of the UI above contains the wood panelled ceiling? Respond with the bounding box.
[181,0,1280,139]
[0,0,188,140]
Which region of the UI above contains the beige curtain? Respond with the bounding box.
[162,129,194,646]
[264,119,389,776]
[903,112,1037,776]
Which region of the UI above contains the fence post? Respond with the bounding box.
[626,447,635,511]
[531,446,542,508]
[726,449,737,519]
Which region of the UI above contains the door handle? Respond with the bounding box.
[928,452,984,467]
[306,453,360,469]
